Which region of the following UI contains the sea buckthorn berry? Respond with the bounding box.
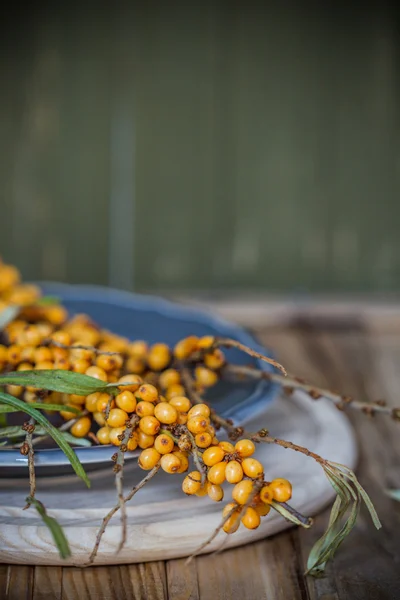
[173,450,189,473]
[254,502,271,517]
[45,305,67,325]
[96,353,123,372]
[97,426,111,445]
[173,336,198,360]
[260,485,274,505]
[154,402,178,425]
[126,356,146,374]
[269,478,292,503]
[187,415,210,435]
[34,347,53,364]
[17,362,33,371]
[207,461,226,485]
[128,340,148,359]
[54,357,70,370]
[107,408,129,428]
[219,441,235,454]
[195,484,208,497]
[165,384,186,399]
[135,383,159,403]
[137,430,155,449]
[115,390,137,413]
[225,460,244,484]
[158,369,181,389]
[138,448,161,470]
[109,426,126,446]
[70,416,91,438]
[147,343,171,371]
[18,326,42,347]
[235,439,256,458]
[168,395,191,413]
[139,416,160,436]
[208,425,216,437]
[6,384,23,397]
[60,406,79,420]
[196,335,215,350]
[188,403,211,419]
[96,393,114,413]
[241,507,261,530]
[242,458,264,479]
[85,366,108,382]
[36,360,54,370]
[117,374,142,392]
[182,471,202,495]
[211,437,219,445]
[207,482,224,502]
[127,436,138,451]
[232,480,254,505]
[195,366,218,388]
[195,432,212,449]
[69,345,94,361]
[52,347,68,361]
[68,394,86,405]
[160,453,182,474]
[204,349,225,370]
[50,330,71,346]
[6,345,21,365]
[177,412,188,425]
[154,434,175,454]
[202,446,225,467]
[222,503,241,534]
[136,401,155,417]
[93,411,106,426]
[85,392,101,412]
[19,345,35,363]
[72,358,91,374]
[0,345,8,363]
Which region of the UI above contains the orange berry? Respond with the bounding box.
[147,343,171,371]
[35,360,54,370]
[72,358,91,374]
[117,373,142,392]
[254,502,271,517]
[177,412,188,425]
[241,507,261,530]
[196,335,215,350]
[260,485,274,505]
[202,446,225,467]
[173,450,189,473]
[158,368,181,389]
[50,330,71,346]
[85,392,102,412]
[115,390,137,413]
[160,453,182,474]
[109,426,126,446]
[137,430,155,449]
[107,408,129,428]
[219,441,235,454]
[269,478,292,503]
[154,434,175,454]
[138,448,161,470]
[93,411,106,426]
[127,436,138,451]
[128,340,148,359]
[207,461,226,485]
[17,362,33,371]
[96,353,123,372]
[242,458,264,479]
[225,460,244,484]
[97,426,111,445]
[135,383,159,403]
[234,439,256,458]
[45,305,67,325]
[195,366,218,388]
[136,401,155,417]
[96,393,114,413]
[60,406,79,420]
[207,482,224,502]
[232,480,254,505]
[85,366,108,382]
[204,349,225,370]
[165,384,186,399]
[154,402,178,425]
[34,347,53,364]
[6,345,21,365]
[173,336,198,360]
[182,471,202,495]
[222,503,241,534]
[70,416,91,438]
[54,357,70,370]
[139,415,160,436]
[168,395,191,413]
[187,403,210,419]
[125,356,146,374]
[195,432,212,449]
[187,415,210,435]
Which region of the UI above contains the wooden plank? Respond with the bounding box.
[196,532,308,600]
[166,558,199,600]
[3,565,33,600]
[32,567,62,600]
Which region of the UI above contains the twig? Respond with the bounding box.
[216,338,287,375]
[114,414,140,554]
[224,364,400,421]
[185,428,207,485]
[47,340,124,357]
[85,463,160,566]
[21,418,36,508]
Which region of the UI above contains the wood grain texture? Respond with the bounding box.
[32,567,62,600]
[166,559,199,600]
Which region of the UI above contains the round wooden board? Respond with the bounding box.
[0,391,357,566]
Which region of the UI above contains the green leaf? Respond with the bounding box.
[0,403,81,415]
[0,425,26,439]
[0,370,106,396]
[0,305,20,330]
[26,497,71,559]
[60,431,92,447]
[0,391,90,487]
[386,489,400,502]
[35,296,60,306]
[271,501,313,528]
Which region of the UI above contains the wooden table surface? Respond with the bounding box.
[1,303,400,600]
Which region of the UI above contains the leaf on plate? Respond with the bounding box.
[26,497,71,559]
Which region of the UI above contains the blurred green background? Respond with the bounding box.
[1,1,400,294]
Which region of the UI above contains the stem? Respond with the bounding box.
[85,463,160,566]
[224,364,399,420]
[23,418,36,509]
[216,338,287,375]
[47,340,123,357]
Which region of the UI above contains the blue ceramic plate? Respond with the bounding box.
[0,284,279,477]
